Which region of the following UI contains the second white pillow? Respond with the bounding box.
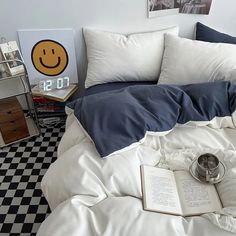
[158,34,236,85]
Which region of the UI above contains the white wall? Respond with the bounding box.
[0,0,236,87]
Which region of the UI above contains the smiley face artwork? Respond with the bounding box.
[31,39,69,76]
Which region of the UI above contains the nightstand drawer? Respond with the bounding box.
[0,121,29,144]
[0,97,30,144]
[0,97,22,110]
[0,110,25,124]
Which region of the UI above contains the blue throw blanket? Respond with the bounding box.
[68,81,236,157]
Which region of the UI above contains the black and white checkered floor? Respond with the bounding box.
[0,125,65,236]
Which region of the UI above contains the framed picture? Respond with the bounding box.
[0,41,24,76]
[148,0,212,17]
[18,28,78,85]
[179,0,212,15]
[148,0,179,18]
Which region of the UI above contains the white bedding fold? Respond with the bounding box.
[39,113,236,235]
[37,196,235,236]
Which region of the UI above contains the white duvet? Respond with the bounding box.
[37,110,236,236]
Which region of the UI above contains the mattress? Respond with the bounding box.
[37,82,236,236]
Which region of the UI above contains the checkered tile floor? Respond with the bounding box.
[0,125,65,236]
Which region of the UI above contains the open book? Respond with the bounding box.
[32,84,78,102]
[140,165,222,216]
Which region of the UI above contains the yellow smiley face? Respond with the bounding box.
[31,40,68,76]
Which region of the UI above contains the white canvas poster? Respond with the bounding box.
[18,28,78,85]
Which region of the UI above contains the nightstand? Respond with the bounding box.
[0,60,40,147]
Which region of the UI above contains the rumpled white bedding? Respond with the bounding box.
[37,110,236,236]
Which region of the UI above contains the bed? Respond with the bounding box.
[37,25,236,236]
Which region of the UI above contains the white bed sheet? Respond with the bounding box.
[37,111,236,236]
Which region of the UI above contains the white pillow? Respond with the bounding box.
[83,26,179,88]
[158,34,236,85]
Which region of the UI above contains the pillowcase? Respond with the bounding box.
[83,26,179,88]
[196,22,236,44]
[158,34,236,86]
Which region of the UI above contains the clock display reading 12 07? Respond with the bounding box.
[38,77,70,92]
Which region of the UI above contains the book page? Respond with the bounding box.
[32,84,77,102]
[174,171,222,216]
[46,87,74,99]
[141,166,182,215]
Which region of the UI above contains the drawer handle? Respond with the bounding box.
[13,129,17,132]
[10,120,15,123]
[7,111,12,114]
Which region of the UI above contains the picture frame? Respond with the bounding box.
[148,0,213,17]
[179,0,213,15]
[0,41,24,76]
[148,0,179,18]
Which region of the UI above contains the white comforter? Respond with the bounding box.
[37,110,236,236]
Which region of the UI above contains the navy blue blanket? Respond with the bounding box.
[68,81,236,157]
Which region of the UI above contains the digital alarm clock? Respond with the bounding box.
[38,76,70,92]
